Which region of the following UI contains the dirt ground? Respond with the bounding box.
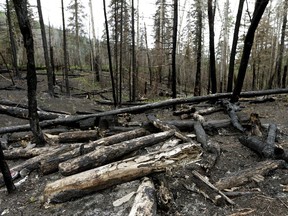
[0,72,288,216]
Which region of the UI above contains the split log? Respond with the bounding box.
[2,88,287,134]
[43,142,201,203]
[40,128,148,175]
[191,170,235,205]
[215,160,285,190]
[238,136,288,161]
[0,104,67,120]
[58,130,175,176]
[128,177,157,216]
[146,114,192,142]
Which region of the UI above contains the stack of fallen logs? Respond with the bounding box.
[0,92,288,214]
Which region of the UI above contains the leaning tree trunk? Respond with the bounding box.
[37,0,54,97]
[13,0,46,146]
[227,0,245,92]
[231,0,269,102]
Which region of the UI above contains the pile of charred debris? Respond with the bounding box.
[0,89,288,215]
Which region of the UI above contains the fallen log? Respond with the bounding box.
[215,160,285,190]
[58,130,175,176]
[193,121,207,147]
[146,114,192,142]
[238,136,288,161]
[4,146,52,159]
[0,104,67,120]
[43,142,201,203]
[266,124,277,145]
[2,89,287,134]
[51,129,100,143]
[128,177,157,216]
[40,128,148,175]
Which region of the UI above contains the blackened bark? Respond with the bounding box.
[61,0,70,96]
[227,0,244,92]
[231,0,269,102]
[208,0,217,93]
[13,0,46,146]
[37,0,54,97]
[172,0,178,104]
[6,0,20,78]
[0,144,16,193]
[103,0,117,107]
[194,2,202,96]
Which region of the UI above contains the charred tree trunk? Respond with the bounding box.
[0,143,16,193]
[208,0,217,93]
[231,0,269,102]
[194,2,202,96]
[171,0,178,101]
[227,0,245,92]
[37,0,54,97]
[13,0,46,146]
[6,0,20,78]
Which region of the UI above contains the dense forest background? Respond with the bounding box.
[0,0,287,103]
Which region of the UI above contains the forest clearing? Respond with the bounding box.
[0,0,288,215]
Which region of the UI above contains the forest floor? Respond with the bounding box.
[0,71,288,216]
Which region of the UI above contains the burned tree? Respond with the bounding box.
[12,0,46,146]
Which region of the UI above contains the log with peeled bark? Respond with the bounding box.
[58,130,175,176]
[43,142,201,203]
[1,88,287,134]
[39,128,148,175]
[128,177,157,216]
[146,114,191,142]
[215,160,285,190]
[193,121,207,147]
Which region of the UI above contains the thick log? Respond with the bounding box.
[58,130,175,176]
[4,146,52,159]
[215,160,285,190]
[40,128,148,175]
[0,104,67,120]
[2,88,288,134]
[43,142,201,203]
[128,177,157,216]
[238,136,287,161]
[57,129,99,143]
[146,114,191,142]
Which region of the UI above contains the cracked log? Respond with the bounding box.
[128,177,157,216]
[39,128,148,175]
[43,142,201,203]
[58,130,175,176]
[215,160,285,190]
[4,146,52,159]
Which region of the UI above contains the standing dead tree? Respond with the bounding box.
[13,0,46,146]
[231,0,269,102]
